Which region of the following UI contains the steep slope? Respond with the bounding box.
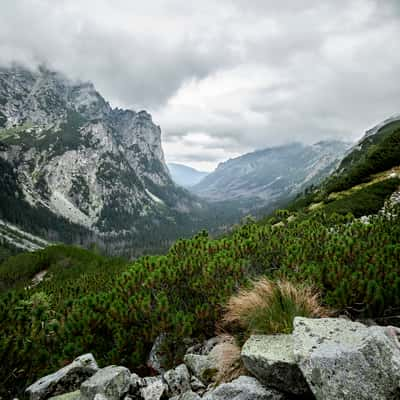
[287,115,400,217]
[192,141,350,205]
[168,162,209,187]
[0,65,205,254]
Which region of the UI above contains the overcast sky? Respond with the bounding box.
[1,0,400,171]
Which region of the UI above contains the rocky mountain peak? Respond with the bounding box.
[0,64,199,247]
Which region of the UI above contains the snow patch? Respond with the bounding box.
[145,189,165,205]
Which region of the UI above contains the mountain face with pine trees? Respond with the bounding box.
[192,141,350,206]
[0,65,207,254]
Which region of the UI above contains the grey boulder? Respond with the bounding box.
[163,364,191,397]
[170,391,202,400]
[139,376,167,400]
[293,317,400,400]
[241,334,310,396]
[203,376,286,400]
[26,354,98,400]
[80,366,131,400]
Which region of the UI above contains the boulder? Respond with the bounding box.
[183,354,215,384]
[170,391,202,400]
[190,376,206,392]
[147,333,169,373]
[139,377,167,400]
[26,354,98,400]
[163,364,191,397]
[241,334,310,396]
[80,366,131,400]
[49,391,81,400]
[293,317,400,400]
[202,376,286,400]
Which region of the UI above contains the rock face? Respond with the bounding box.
[80,366,131,400]
[0,65,202,254]
[293,317,400,400]
[241,335,310,396]
[192,141,349,204]
[202,376,286,400]
[26,353,98,400]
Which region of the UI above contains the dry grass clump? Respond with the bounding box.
[211,335,247,384]
[222,277,329,341]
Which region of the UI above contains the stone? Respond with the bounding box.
[241,334,310,396]
[80,366,131,400]
[190,376,206,392]
[163,364,191,397]
[139,377,167,400]
[202,376,286,400]
[293,317,400,400]
[147,333,168,374]
[48,391,81,400]
[170,391,202,400]
[183,354,215,384]
[26,354,98,400]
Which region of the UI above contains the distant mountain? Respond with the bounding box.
[0,65,208,255]
[168,163,209,187]
[192,141,350,206]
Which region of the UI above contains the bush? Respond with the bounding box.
[222,278,328,342]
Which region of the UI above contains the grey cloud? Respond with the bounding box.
[1,0,400,168]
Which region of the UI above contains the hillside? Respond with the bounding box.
[1,115,400,397]
[192,141,350,207]
[168,163,209,188]
[287,117,400,217]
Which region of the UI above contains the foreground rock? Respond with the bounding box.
[80,366,130,400]
[203,376,286,400]
[26,354,99,400]
[164,364,191,397]
[293,317,400,400]
[241,335,310,396]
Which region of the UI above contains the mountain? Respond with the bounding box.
[192,141,350,206]
[167,162,209,187]
[286,115,400,218]
[0,65,207,255]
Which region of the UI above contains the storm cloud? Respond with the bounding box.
[1,0,400,170]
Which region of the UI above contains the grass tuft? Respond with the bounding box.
[222,277,328,341]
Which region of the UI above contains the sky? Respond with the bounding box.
[1,1,400,171]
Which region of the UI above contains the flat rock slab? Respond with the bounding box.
[26,354,98,400]
[241,334,310,396]
[80,366,130,400]
[293,317,400,400]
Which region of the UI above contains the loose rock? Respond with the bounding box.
[26,354,98,400]
[80,366,131,400]
[163,364,191,397]
[202,376,286,400]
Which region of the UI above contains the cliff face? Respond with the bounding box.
[0,65,200,246]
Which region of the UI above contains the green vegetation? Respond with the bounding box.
[2,204,400,397]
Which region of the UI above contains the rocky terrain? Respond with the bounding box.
[0,65,205,253]
[192,141,350,205]
[24,317,400,400]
